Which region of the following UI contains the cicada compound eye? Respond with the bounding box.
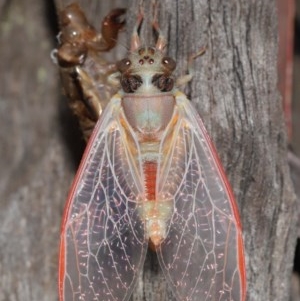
[162,57,176,72]
[117,58,131,73]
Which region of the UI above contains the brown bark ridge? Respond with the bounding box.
[0,1,296,301]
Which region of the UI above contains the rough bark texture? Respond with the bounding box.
[0,1,296,301]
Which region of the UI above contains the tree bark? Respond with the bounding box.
[0,1,296,301]
[0,1,71,300]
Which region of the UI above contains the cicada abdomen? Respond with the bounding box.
[58,4,246,301]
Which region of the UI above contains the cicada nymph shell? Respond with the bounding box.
[58,4,246,301]
[53,3,125,140]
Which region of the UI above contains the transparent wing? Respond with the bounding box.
[59,97,148,301]
[156,94,246,301]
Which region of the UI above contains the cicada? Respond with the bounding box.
[57,4,246,301]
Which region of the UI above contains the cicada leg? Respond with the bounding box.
[176,47,206,86]
[130,5,144,51]
[54,3,126,141]
[151,0,167,51]
[101,8,127,50]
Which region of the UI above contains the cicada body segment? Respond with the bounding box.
[59,7,246,301]
[121,93,177,247]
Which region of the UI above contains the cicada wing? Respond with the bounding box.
[156,94,246,301]
[59,97,148,301]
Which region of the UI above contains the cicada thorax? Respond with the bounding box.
[54,3,126,140]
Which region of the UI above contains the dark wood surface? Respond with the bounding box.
[0,1,296,300]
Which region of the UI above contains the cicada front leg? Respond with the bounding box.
[53,3,125,140]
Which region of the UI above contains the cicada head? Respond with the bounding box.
[116,26,177,94]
